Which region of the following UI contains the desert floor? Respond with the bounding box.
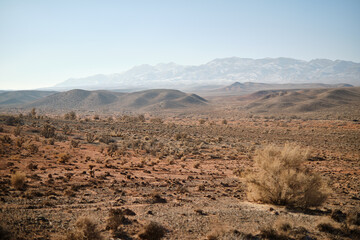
[0,114,359,239]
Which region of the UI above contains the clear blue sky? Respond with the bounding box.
[1,0,359,90]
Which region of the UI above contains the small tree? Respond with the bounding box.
[246,144,329,208]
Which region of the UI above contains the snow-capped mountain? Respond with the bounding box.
[54,57,360,90]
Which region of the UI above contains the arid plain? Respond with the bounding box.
[0,86,360,240]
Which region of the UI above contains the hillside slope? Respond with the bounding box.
[242,87,360,113]
[25,89,207,112]
[0,90,57,106]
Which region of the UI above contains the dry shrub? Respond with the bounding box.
[5,116,22,126]
[246,144,329,208]
[62,125,72,135]
[99,134,113,144]
[64,111,76,120]
[259,227,289,240]
[70,140,80,148]
[59,153,71,163]
[106,209,128,231]
[150,118,163,124]
[138,222,166,240]
[13,125,21,136]
[86,133,95,143]
[199,119,206,124]
[15,137,25,148]
[0,223,11,240]
[106,208,134,238]
[347,209,360,226]
[61,216,103,240]
[27,143,39,154]
[0,135,12,144]
[41,124,56,138]
[107,143,118,156]
[11,172,26,190]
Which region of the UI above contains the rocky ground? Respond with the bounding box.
[0,113,359,239]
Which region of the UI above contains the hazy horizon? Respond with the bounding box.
[1,0,360,90]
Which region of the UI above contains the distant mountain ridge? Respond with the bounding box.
[53,57,360,90]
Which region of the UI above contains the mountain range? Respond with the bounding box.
[53,57,360,90]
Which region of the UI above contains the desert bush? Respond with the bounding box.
[0,135,12,144]
[30,108,36,118]
[41,124,56,138]
[70,140,80,148]
[246,144,329,208]
[59,153,71,163]
[99,134,114,144]
[5,116,23,126]
[64,111,76,120]
[13,125,22,136]
[150,117,163,124]
[48,138,55,145]
[27,162,38,171]
[207,229,250,240]
[259,227,289,240]
[0,224,11,240]
[61,216,103,240]
[107,143,118,156]
[347,209,360,226]
[62,125,72,135]
[11,171,26,190]
[15,137,25,148]
[138,222,166,240]
[106,209,130,231]
[86,133,95,143]
[27,144,39,154]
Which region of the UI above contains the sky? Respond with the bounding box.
[0,0,359,90]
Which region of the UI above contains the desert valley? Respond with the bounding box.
[0,76,359,240]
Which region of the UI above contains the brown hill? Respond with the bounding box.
[25,89,207,112]
[25,89,122,110]
[206,82,354,96]
[0,90,57,106]
[242,87,360,113]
